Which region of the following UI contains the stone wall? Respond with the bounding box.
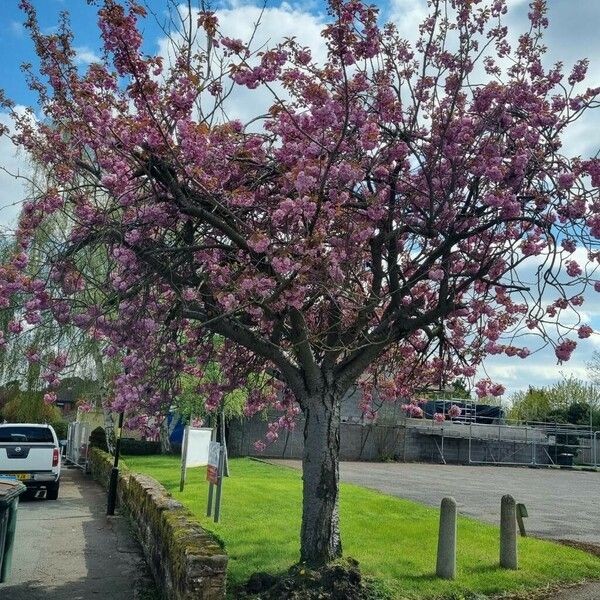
[228,417,408,461]
[89,448,227,600]
[229,416,553,465]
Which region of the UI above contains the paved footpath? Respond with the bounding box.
[0,467,157,600]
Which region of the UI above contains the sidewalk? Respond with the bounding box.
[549,583,600,600]
[0,467,157,599]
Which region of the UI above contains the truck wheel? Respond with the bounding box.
[47,482,60,500]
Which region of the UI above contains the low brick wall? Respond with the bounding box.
[89,448,227,600]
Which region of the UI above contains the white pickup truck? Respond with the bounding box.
[0,423,61,499]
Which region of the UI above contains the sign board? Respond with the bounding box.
[179,426,213,491]
[206,441,221,485]
[186,428,213,467]
[206,441,225,522]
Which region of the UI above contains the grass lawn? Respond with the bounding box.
[124,455,600,599]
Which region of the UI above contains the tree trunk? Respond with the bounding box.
[159,415,175,454]
[300,389,342,566]
[91,343,115,454]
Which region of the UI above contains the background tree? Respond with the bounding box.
[0,161,128,448]
[2,0,600,567]
[508,386,552,422]
[509,376,600,427]
[174,365,247,425]
[586,351,600,387]
[1,387,65,437]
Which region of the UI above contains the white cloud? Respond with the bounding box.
[0,109,32,233]
[482,344,593,400]
[157,2,327,125]
[388,0,428,41]
[73,46,101,66]
[9,21,24,38]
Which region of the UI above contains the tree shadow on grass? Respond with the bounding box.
[398,572,438,582]
[463,563,502,575]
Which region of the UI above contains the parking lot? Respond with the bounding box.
[0,468,155,599]
[272,460,600,545]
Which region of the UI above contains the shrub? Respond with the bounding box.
[89,426,109,452]
[120,438,161,455]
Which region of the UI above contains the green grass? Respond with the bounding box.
[124,455,600,599]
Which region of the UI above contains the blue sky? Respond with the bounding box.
[1,0,600,400]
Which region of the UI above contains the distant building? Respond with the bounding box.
[54,377,98,416]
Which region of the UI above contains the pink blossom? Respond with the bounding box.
[221,37,245,54]
[433,412,445,423]
[578,325,593,339]
[8,320,23,334]
[25,349,40,364]
[297,49,311,65]
[447,404,462,418]
[253,440,266,452]
[475,379,505,398]
[557,172,576,189]
[43,392,57,405]
[555,339,577,361]
[248,236,269,253]
[566,261,582,277]
[266,430,278,442]
[428,268,445,281]
[402,403,424,418]
[78,400,93,413]
[295,172,316,194]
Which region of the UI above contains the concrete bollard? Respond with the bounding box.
[500,494,518,569]
[436,497,457,579]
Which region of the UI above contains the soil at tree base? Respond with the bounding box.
[237,556,600,600]
[238,558,386,600]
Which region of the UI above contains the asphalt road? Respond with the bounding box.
[0,467,156,599]
[271,460,600,545]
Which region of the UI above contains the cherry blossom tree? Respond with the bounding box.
[1,0,600,566]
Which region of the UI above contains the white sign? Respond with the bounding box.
[180,426,213,491]
[185,427,213,467]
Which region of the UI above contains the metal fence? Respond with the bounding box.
[65,421,91,469]
[230,398,599,468]
[409,416,598,467]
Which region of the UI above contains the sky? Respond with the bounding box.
[1,0,600,400]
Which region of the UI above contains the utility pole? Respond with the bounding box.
[106,411,124,516]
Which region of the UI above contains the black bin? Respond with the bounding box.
[0,478,26,582]
[557,453,574,467]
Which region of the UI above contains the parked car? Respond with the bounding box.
[0,424,61,500]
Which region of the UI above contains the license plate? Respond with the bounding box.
[0,474,30,481]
